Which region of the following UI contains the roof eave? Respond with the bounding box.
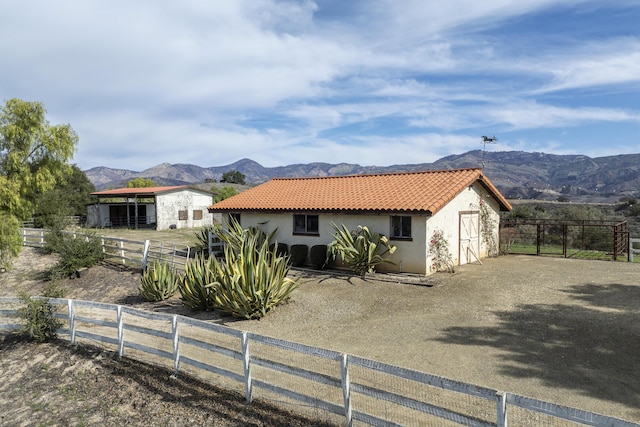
[208,207,433,216]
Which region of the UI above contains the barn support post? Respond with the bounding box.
[134,197,139,230]
[126,198,131,228]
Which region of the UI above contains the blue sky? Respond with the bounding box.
[1,1,638,171]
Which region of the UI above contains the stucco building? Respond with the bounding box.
[208,169,511,275]
[88,186,214,231]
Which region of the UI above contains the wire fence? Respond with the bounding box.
[500,219,633,261]
[1,297,638,427]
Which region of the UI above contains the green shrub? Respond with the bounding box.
[289,244,308,267]
[45,230,104,280]
[429,229,454,273]
[0,212,22,269]
[209,232,297,319]
[179,254,218,310]
[17,292,63,342]
[327,223,396,276]
[309,245,327,269]
[43,281,68,299]
[140,261,181,302]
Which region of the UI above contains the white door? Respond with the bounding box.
[459,212,480,265]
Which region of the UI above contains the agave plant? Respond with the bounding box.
[214,217,276,255]
[327,222,397,277]
[193,225,219,252]
[139,261,181,302]
[208,230,298,320]
[178,254,218,310]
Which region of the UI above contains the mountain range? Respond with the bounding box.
[84,150,640,203]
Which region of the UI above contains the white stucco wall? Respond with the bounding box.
[424,183,501,273]
[156,190,214,230]
[225,211,429,274]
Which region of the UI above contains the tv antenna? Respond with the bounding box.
[481,135,497,171]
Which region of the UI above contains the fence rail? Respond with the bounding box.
[18,228,199,271]
[1,297,637,427]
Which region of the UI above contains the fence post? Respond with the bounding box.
[208,231,213,257]
[172,315,180,374]
[242,332,252,403]
[68,299,76,344]
[117,305,124,358]
[496,391,507,427]
[341,354,353,427]
[141,240,151,270]
[120,240,125,265]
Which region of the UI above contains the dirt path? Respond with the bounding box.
[2,247,640,424]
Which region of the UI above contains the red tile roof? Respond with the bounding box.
[209,168,512,214]
[92,186,188,196]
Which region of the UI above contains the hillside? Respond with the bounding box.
[85,150,640,203]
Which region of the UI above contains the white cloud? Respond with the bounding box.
[534,39,640,93]
[1,0,639,171]
[485,101,640,129]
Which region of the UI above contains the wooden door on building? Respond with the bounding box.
[459,211,480,265]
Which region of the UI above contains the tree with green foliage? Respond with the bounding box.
[212,186,238,203]
[0,98,77,267]
[221,170,246,185]
[33,164,96,228]
[127,177,156,188]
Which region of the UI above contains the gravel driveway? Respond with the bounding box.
[2,247,639,424]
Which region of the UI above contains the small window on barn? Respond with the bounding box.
[390,216,412,240]
[293,214,319,235]
[178,210,188,221]
[229,212,241,226]
[193,210,203,220]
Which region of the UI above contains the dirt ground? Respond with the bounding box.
[2,246,640,425]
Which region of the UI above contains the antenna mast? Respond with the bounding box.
[481,135,497,171]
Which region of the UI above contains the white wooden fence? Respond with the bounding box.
[18,228,198,271]
[1,297,637,427]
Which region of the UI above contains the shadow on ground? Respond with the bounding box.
[434,282,640,410]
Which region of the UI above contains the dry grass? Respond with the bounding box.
[85,226,204,247]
